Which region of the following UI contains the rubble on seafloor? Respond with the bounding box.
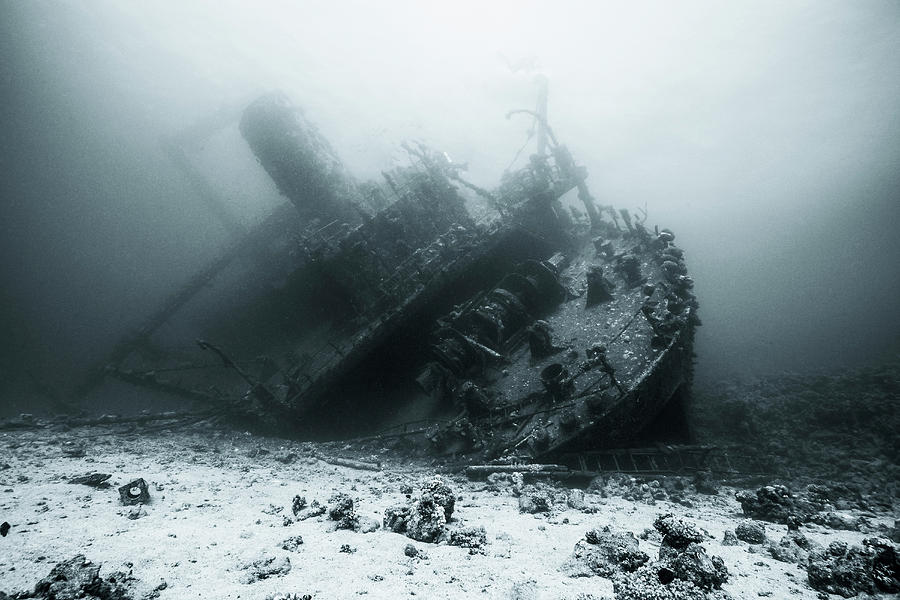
[117,478,150,506]
[733,520,767,544]
[561,513,731,599]
[653,514,729,591]
[238,552,292,584]
[0,413,896,600]
[691,362,900,502]
[291,496,325,521]
[68,473,112,488]
[446,526,488,553]
[279,535,304,552]
[806,538,899,597]
[736,483,882,533]
[0,555,134,600]
[766,529,822,564]
[383,476,458,543]
[562,526,649,577]
[326,492,359,531]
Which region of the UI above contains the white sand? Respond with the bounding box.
[0,424,893,599]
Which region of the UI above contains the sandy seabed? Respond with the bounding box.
[0,422,895,599]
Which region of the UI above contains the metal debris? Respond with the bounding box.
[118,478,150,505]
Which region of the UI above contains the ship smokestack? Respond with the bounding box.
[240,91,362,225]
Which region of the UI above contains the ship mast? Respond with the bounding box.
[535,74,549,156]
[533,75,602,230]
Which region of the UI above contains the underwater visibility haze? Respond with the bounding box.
[0,0,898,415]
[2,3,900,600]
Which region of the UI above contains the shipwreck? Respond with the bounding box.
[78,89,700,463]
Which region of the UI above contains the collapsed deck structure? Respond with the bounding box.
[80,90,699,462]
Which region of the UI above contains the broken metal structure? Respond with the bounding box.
[79,88,699,463]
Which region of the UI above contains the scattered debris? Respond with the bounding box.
[651,514,728,592]
[292,499,325,521]
[566,514,728,598]
[280,536,303,552]
[766,530,820,564]
[383,477,456,544]
[315,454,381,472]
[327,493,359,531]
[518,490,553,514]
[872,539,900,594]
[805,483,867,511]
[291,495,306,516]
[405,494,446,543]
[613,564,727,600]
[447,526,487,552]
[595,475,676,505]
[421,477,455,522]
[807,538,899,596]
[118,478,150,506]
[734,520,767,544]
[735,485,815,525]
[465,464,570,479]
[654,514,705,552]
[563,526,649,577]
[736,484,880,536]
[658,542,729,591]
[239,553,291,584]
[383,504,412,534]
[68,473,112,488]
[809,511,866,532]
[30,554,133,599]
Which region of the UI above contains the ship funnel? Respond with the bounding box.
[240,91,362,225]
